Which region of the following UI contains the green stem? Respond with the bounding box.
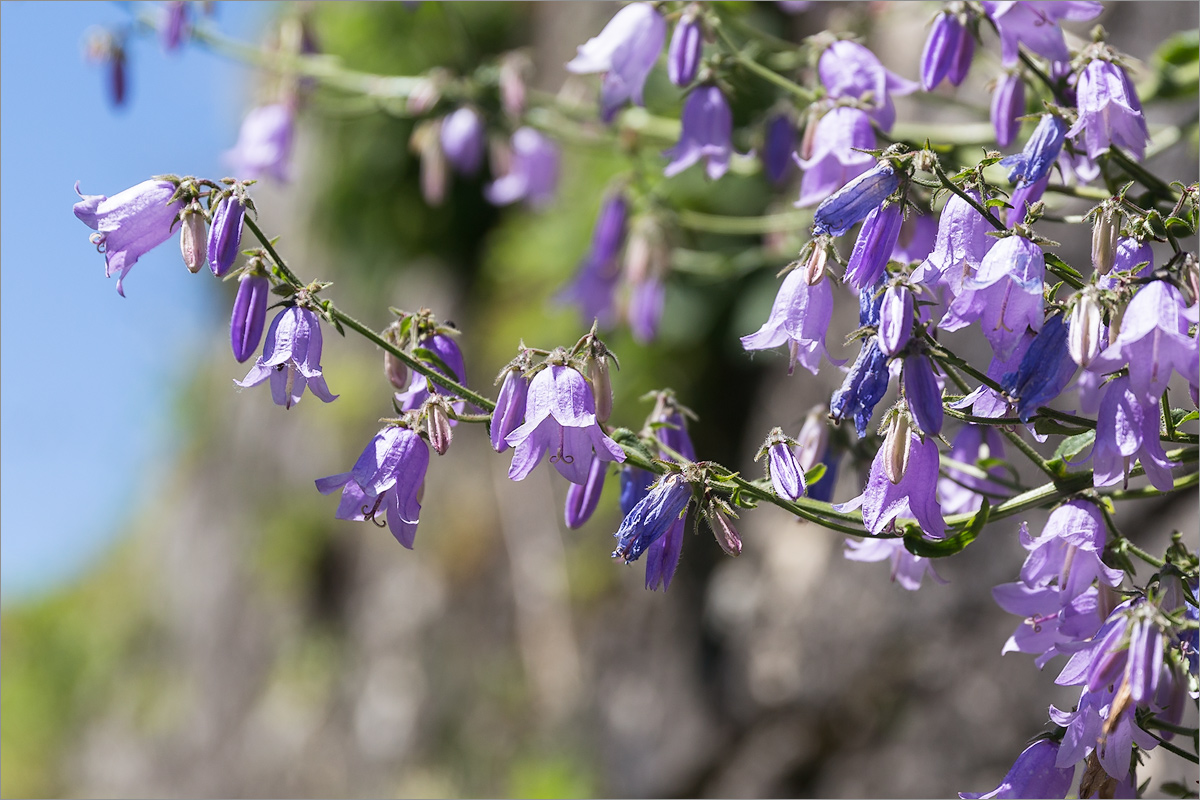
[1107,470,1199,501]
[713,23,815,103]
[1139,729,1200,764]
[243,216,305,288]
[932,162,1006,232]
[1107,146,1179,200]
[1042,183,1112,202]
[1163,390,1176,439]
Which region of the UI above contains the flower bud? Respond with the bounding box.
[565,455,606,529]
[179,203,207,273]
[794,406,829,472]
[920,13,963,91]
[498,51,530,118]
[767,434,806,501]
[763,114,796,186]
[803,241,828,286]
[668,10,702,87]
[990,72,1024,148]
[383,350,409,391]
[845,203,904,290]
[705,506,742,557]
[411,120,447,207]
[882,412,912,485]
[903,353,944,435]
[490,368,529,453]
[440,107,486,176]
[406,74,442,115]
[588,355,613,423]
[1091,204,1121,275]
[207,194,246,277]
[812,162,899,237]
[427,401,453,456]
[879,284,913,356]
[1068,291,1103,367]
[230,271,269,363]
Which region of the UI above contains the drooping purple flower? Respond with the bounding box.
[490,368,530,453]
[843,537,946,590]
[1000,114,1068,187]
[992,580,1103,668]
[505,365,626,484]
[740,267,838,376]
[1067,59,1150,161]
[486,127,560,207]
[794,107,876,207]
[1049,680,1157,780]
[830,336,890,438]
[812,162,899,237]
[991,71,1025,148]
[1087,280,1199,402]
[644,515,686,591]
[818,40,918,132]
[879,284,914,356]
[892,212,937,265]
[315,425,429,549]
[844,203,904,290]
[619,467,654,516]
[1001,313,1078,423]
[628,275,665,344]
[1016,500,1123,600]
[161,1,188,52]
[922,13,975,90]
[235,306,338,409]
[667,13,702,87]
[1091,376,1178,491]
[838,431,945,537]
[648,393,697,464]
[957,739,1075,800]
[396,332,467,412]
[984,1,1103,67]
[612,472,692,566]
[763,114,797,185]
[904,353,944,435]
[566,2,667,123]
[951,332,1033,420]
[915,190,996,314]
[224,104,294,183]
[559,192,628,327]
[664,85,737,180]
[440,107,486,176]
[73,179,185,297]
[230,271,269,363]
[1100,237,1153,288]
[938,424,1009,515]
[565,454,608,529]
[206,194,245,277]
[944,234,1045,361]
[768,436,807,501]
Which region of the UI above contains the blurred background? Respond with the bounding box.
[2,2,1197,797]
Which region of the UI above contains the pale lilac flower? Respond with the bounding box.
[951,332,1032,419]
[566,2,666,122]
[904,353,944,435]
[1099,237,1153,292]
[1000,312,1077,422]
[664,85,737,180]
[879,284,913,356]
[844,203,904,289]
[440,107,486,175]
[225,104,294,183]
[741,267,838,376]
[915,190,996,314]
[777,1,811,12]
[490,368,530,453]
[958,739,1075,800]
[612,473,692,564]
[668,13,702,87]
[818,40,918,132]
[230,272,269,363]
[315,425,429,548]
[236,306,338,409]
[992,580,1103,667]
[395,332,467,412]
[1016,500,1123,599]
[944,235,1045,360]
[74,179,185,297]
[763,114,796,185]
[1092,376,1178,491]
[486,127,560,206]
[812,162,899,236]
[565,455,607,529]
[922,13,975,90]
[843,537,946,591]
[938,424,1009,516]
[984,1,1103,67]
[207,194,245,277]
[991,72,1025,148]
[1067,59,1150,161]
[892,213,937,264]
[1049,681,1157,780]
[559,193,628,327]
[1001,114,1068,187]
[506,365,626,484]
[794,107,876,207]
[838,431,945,538]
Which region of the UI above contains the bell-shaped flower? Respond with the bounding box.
[440,107,486,176]
[892,213,937,265]
[1000,312,1077,422]
[490,368,530,453]
[73,179,185,297]
[612,473,692,564]
[643,515,686,591]
[315,425,429,549]
[486,127,560,207]
[992,581,1103,668]
[761,428,806,501]
[991,71,1025,148]
[763,114,796,185]
[565,454,608,529]
[1049,680,1156,780]
[843,537,946,591]
[207,194,245,277]
[794,107,876,207]
[944,235,1045,361]
[230,271,269,363]
[1018,500,1123,600]
[628,275,665,344]
[663,85,738,180]
[957,739,1075,800]
[559,192,628,327]
[225,104,294,183]
[939,424,1010,516]
[667,13,702,87]
[619,467,655,516]
[1000,114,1068,187]
[837,431,945,538]
[1099,237,1153,289]
[818,40,918,132]
[505,365,626,484]
[921,13,974,90]
[984,1,1103,67]
[740,266,838,376]
[844,203,904,289]
[396,332,468,412]
[1091,376,1178,491]
[916,190,996,314]
[566,2,666,123]
[811,162,899,236]
[830,336,890,438]
[235,306,338,409]
[1067,59,1150,161]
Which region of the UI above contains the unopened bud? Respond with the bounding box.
[179,203,207,273]
[912,149,937,173]
[1091,204,1121,275]
[427,401,453,456]
[798,106,819,161]
[411,120,447,207]
[384,351,409,391]
[1068,291,1103,367]
[803,242,828,286]
[588,355,613,423]
[1182,253,1199,306]
[406,74,442,115]
[882,412,913,485]
[623,215,667,285]
[499,51,531,118]
[705,507,742,557]
[794,405,830,471]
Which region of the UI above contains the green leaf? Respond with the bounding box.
[803,462,827,487]
[411,347,459,382]
[1053,430,1096,462]
[609,427,656,464]
[1034,415,1091,437]
[1172,409,1199,425]
[905,499,989,558]
[1043,253,1084,281]
[271,283,296,296]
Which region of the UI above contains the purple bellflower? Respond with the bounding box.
[984,1,1103,67]
[991,71,1025,148]
[315,425,429,549]
[664,85,738,180]
[1067,59,1150,161]
[915,190,996,315]
[1006,175,1049,228]
[944,234,1045,361]
[1000,114,1068,187]
[879,284,914,356]
[921,13,975,90]
[486,127,560,207]
[818,40,918,132]
[612,473,692,565]
[566,2,666,123]
[938,424,1009,515]
[1049,679,1157,781]
[892,213,937,265]
[1092,376,1178,491]
[951,332,1032,421]
[559,192,628,327]
[396,332,467,412]
[843,537,946,591]
[958,739,1075,800]
[740,266,838,376]
[844,203,904,290]
[794,106,876,207]
[225,104,294,183]
[505,365,626,484]
[640,395,697,590]
[490,368,531,453]
[628,276,665,344]
[838,431,946,538]
[207,194,246,277]
[812,162,899,237]
[620,467,655,517]
[763,114,797,185]
[565,455,608,529]
[1001,313,1078,423]
[230,271,269,363]
[1013,500,1123,602]
[73,179,185,297]
[831,283,892,437]
[1100,237,1153,290]
[668,13,702,87]
[904,353,944,436]
[992,579,1104,668]
[440,107,486,176]
[236,306,338,409]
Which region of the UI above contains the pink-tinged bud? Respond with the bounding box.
[406,74,442,115]
[179,203,207,273]
[499,51,531,118]
[1091,204,1121,275]
[803,242,828,286]
[797,105,820,162]
[882,412,912,485]
[705,506,742,557]
[384,351,409,391]
[588,355,613,423]
[879,284,913,356]
[427,401,453,456]
[794,405,829,472]
[1068,291,1103,367]
[412,121,447,207]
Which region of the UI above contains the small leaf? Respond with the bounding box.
[412,347,459,382]
[271,283,296,296]
[1054,430,1096,462]
[803,462,827,487]
[1034,415,1091,437]
[905,498,989,558]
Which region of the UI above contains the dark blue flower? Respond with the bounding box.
[612,473,693,564]
[812,163,898,237]
[1000,114,1067,187]
[830,336,890,438]
[1001,313,1077,422]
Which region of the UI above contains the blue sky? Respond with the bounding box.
[1,1,272,599]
